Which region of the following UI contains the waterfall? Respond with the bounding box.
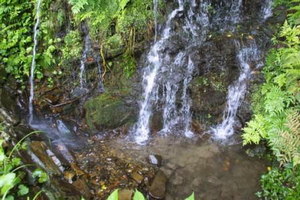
[212,0,273,140]
[133,0,211,144]
[261,0,273,20]
[212,40,263,139]
[153,0,159,41]
[29,0,42,124]
[133,0,184,144]
[79,35,91,89]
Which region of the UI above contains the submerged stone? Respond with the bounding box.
[149,170,167,199]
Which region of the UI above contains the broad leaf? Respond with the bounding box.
[185,192,195,200]
[107,189,118,200]
[133,190,145,200]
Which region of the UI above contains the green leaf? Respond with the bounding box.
[133,190,145,200]
[107,189,118,200]
[6,195,14,200]
[17,184,29,196]
[32,168,48,183]
[185,192,195,200]
[0,173,16,195]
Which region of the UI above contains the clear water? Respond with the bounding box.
[109,135,268,199]
[29,0,42,124]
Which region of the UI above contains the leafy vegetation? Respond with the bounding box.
[107,189,195,200]
[242,1,300,198]
[68,0,153,77]
[0,127,48,199]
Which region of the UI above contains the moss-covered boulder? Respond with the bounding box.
[84,92,136,132]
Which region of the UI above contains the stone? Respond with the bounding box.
[131,171,144,184]
[147,154,162,167]
[84,92,136,132]
[171,171,184,185]
[118,189,134,200]
[73,179,92,199]
[149,170,167,199]
[29,141,62,175]
[161,167,173,178]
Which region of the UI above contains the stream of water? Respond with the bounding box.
[79,34,91,89]
[134,0,274,144]
[212,40,263,139]
[153,0,159,41]
[29,0,42,124]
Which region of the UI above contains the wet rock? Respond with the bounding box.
[171,171,184,185]
[118,189,134,200]
[147,154,162,167]
[165,162,177,170]
[50,176,82,199]
[131,171,144,184]
[84,92,136,132]
[160,167,173,179]
[149,170,167,199]
[73,179,92,199]
[29,141,62,175]
[0,89,21,126]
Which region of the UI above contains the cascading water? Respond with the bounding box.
[212,40,263,139]
[261,0,273,20]
[134,0,274,144]
[153,0,159,41]
[29,0,42,124]
[134,0,211,144]
[79,35,91,89]
[133,0,185,144]
[212,0,273,140]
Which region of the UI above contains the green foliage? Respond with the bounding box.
[0,0,34,81]
[256,166,300,199]
[185,192,195,200]
[107,189,118,200]
[121,53,136,77]
[243,3,300,199]
[243,19,300,166]
[61,30,83,61]
[133,190,145,200]
[107,189,195,200]
[0,127,48,199]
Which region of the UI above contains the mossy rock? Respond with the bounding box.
[84,92,135,132]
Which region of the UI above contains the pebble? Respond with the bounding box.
[131,171,144,184]
[147,154,163,167]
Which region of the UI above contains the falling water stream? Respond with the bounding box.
[212,40,263,139]
[79,34,91,89]
[29,0,42,124]
[23,0,276,198]
[153,0,159,41]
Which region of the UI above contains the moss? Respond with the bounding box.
[84,92,135,132]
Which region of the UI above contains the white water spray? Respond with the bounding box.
[79,35,91,88]
[153,0,159,41]
[261,0,273,20]
[133,0,184,144]
[212,41,263,139]
[29,0,42,124]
